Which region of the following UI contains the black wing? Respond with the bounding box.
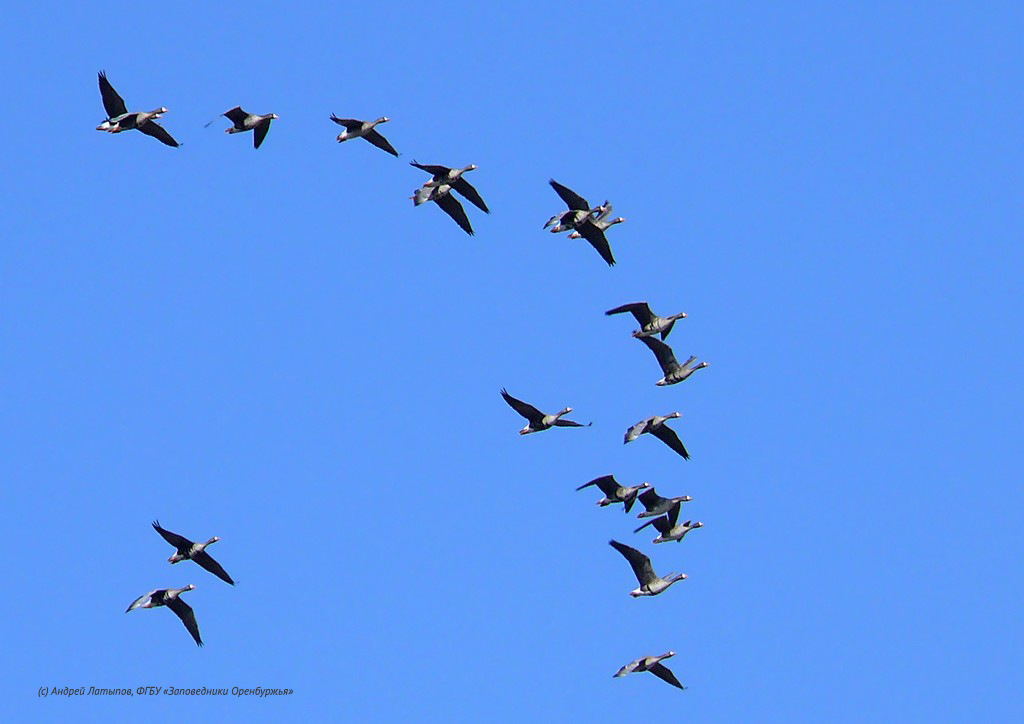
[166,597,203,647]
[651,423,690,459]
[665,501,681,528]
[330,115,362,130]
[639,336,679,375]
[223,106,249,127]
[548,179,590,211]
[98,71,127,118]
[192,550,235,585]
[152,521,192,552]
[605,302,654,326]
[363,129,399,156]
[500,389,543,424]
[410,160,450,176]
[649,662,685,689]
[138,120,180,147]
[553,418,590,428]
[576,220,616,266]
[434,191,474,235]
[609,539,654,586]
[253,119,272,149]
[638,489,668,513]
[577,475,619,496]
[451,177,488,213]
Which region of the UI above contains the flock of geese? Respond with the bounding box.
[104,69,703,691]
[502,303,709,690]
[94,72,627,260]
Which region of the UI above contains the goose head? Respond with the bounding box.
[461,164,478,173]
[375,116,390,125]
[689,521,704,529]
[557,406,573,417]
[695,361,709,370]
[638,482,652,490]
[667,411,682,420]
[680,496,693,503]
[672,312,688,321]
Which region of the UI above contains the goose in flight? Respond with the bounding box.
[95,71,179,147]
[544,179,609,233]
[636,489,693,519]
[220,107,279,149]
[566,211,624,266]
[410,161,489,213]
[608,540,687,597]
[605,302,687,340]
[614,651,686,690]
[624,412,689,459]
[638,337,709,386]
[412,183,475,235]
[575,475,651,514]
[635,503,703,544]
[500,388,590,434]
[125,585,202,646]
[330,115,399,156]
[152,521,234,585]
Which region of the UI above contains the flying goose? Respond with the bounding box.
[410,161,489,213]
[125,585,202,646]
[95,71,179,147]
[152,521,234,585]
[220,107,278,149]
[608,540,687,597]
[330,115,398,156]
[638,337,709,386]
[624,412,689,459]
[635,503,703,543]
[575,475,651,514]
[605,302,687,340]
[566,213,623,266]
[500,388,590,434]
[614,651,686,690]
[412,183,475,235]
[636,489,693,519]
[544,179,609,233]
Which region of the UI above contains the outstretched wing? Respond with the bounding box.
[152,521,192,551]
[330,115,362,130]
[125,589,159,613]
[605,302,653,326]
[665,501,681,529]
[639,336,679,375]
[500,389,543,424]
[138,121,180,147]
[613,658,643,677]
[98,71,127,118]
[553,418,590,428]
[363,129,399,156]
[451,177,489,213]
[548,179,590,211]
[649,662,685,689]
[166,596,203,647]
[638,488,668,513]
[434,191,474,235]
[192,550,235,585]
[223,106,249,126]
[576,220,616,266]
[651,423,690,459]
[253,119,272,149]
[609,539,655,586]
[577,474,619,496]
[624,419,649,444]
[410,160,450,176]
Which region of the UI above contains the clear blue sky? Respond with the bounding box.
[2,2,1022,721]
